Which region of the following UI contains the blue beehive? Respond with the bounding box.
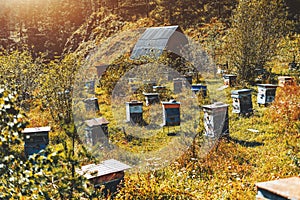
[202,102,229,138]
[231,89,253,115]
[22,126,50,157]
[191,84,207,97]
[162,100,181,126]
[126,100,143,124]
[257,84,278,106]
[223,74,237,87]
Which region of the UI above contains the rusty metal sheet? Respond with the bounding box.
[256,177,300,199]
[85,117,109,127]
[76,159,131,180]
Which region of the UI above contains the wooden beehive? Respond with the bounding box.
[161,100,181,126]
[126,100,143,124]
[202,102,229,137]
[153,85,166,92]
[184,74,193,85]
[278,76,294,87]
[256,177,300,200]
[143,92,160,106]
[257,84,278,106]
[85,80,95,93]
[76,159,131,196]
[223,74,237,87]
[85,117,109,146]
[83,97,100,112]
[22,126,50,157]
[231,89,253,115]
[191,84,207,97]
[173,78,185,93]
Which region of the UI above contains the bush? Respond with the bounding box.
[268,83,300,134]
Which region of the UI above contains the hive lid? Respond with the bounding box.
[202,102,228,109]
[143,92,159,96]
[22,126,51,134]
[85,117,109,127]
[223,74,237,77]
[256,177,300,199]
[126,100,143,104]
[257,84,278,88]
[84,97,98,101]
[161,99,181,104]
[76,159,131,180]
[278,76,293,80]
[231,89,252,94]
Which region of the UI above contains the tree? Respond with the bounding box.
[0,82,99,199]
[226,0,290,85]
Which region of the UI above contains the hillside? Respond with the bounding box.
[0,0,299,199]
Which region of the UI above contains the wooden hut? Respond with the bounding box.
[130,25,188,60]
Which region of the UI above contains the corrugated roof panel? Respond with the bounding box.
[76,159,131,180]
[256,177,300,199]
[85,117,109,127]
[130,25,185,59]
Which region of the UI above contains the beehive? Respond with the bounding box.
[83,97,100,112]
[202,102,229,137]
[85,117,109,146]
[85,80,95,93]
[153,85,166,92]
[161,100,181,126]
[76,159,131,196]
[191,84,207,97]
[184,74,193,85]
[143,92,160,106]
[256,177,300,200]
[22,126,50,157]
[257,84,278,106]
[126,100,143,124]
[173,78,185,93]
[231,89,253,115]
[278,76,294,87]
[223,74,237,87]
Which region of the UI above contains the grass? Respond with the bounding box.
[25,74,299,199]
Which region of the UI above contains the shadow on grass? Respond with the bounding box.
[229,137,264,147]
